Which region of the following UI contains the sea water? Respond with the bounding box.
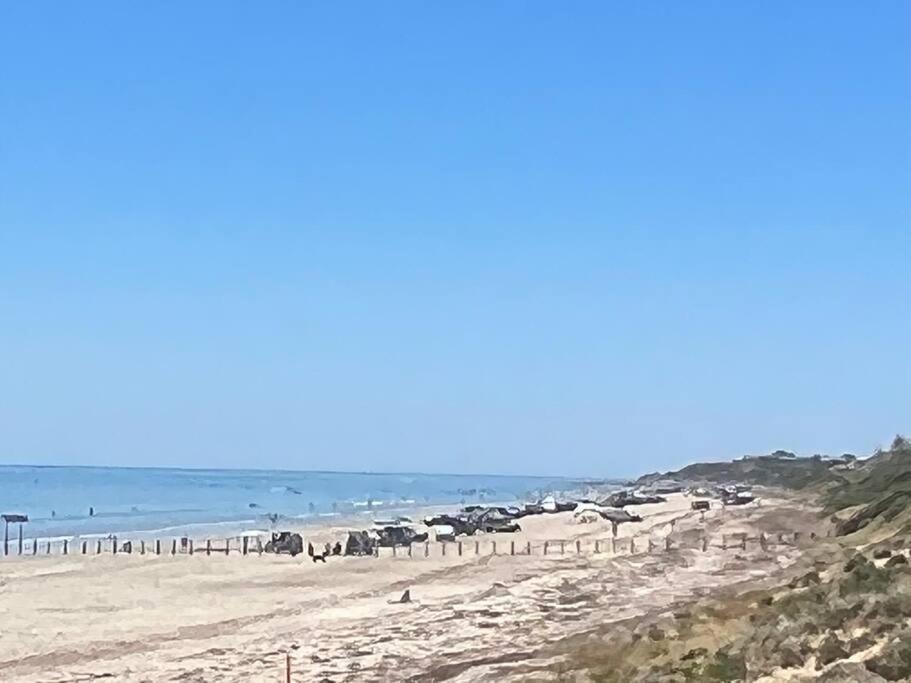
[0,465,583,541]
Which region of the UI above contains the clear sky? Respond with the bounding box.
[1,2,908,477]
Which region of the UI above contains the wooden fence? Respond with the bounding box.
[1,528,826,560]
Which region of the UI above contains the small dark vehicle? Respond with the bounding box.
[425,514,477,536]
[345,530,376,556]
[375,526,428,547]
[265,531,304,556]
[480,519,521,533]
[722,494,755,506]
[601,491,666,507]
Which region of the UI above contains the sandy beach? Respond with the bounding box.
[0,492,827,682]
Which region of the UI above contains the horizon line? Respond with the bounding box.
[0,460,633,483]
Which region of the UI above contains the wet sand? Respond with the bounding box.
[0,493,822,682]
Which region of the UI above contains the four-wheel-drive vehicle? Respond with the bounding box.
[264,531,304,556]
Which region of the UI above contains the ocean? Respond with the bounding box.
[0,465,586,541]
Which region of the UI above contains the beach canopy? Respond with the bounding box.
[1,514,28,523]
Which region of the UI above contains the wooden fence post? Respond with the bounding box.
[46,540,51,554]
[492,541,497,554]
[63,540,68,555]
[189,540,194,555]
[441,542,446,556]
[722,534,727,550]
[665,536,671,551]
[544,541,549,556]
[113,538,118,555]
[156,539,161,555]
[171,539,177,555]
[96,540,102,554]
[206,539,211,556]
[630,537,635,554]
[140,540,145,555]
[560,540,565,555]
[81,540,87,555]
[392,544,397,557]
[741,534,747,550]
[225,539,230,556]
[424,542,429,557]
[702,536,708,552]
[242,537,248,556]
[285,651,291,683]
[475,540,479,555]
[576,540,581,554]
[33,538,37,555]
[510,541,515,556]
[408,543,413,557]
[526,541,531,555]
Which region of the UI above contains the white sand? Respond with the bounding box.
[0,493,820,682]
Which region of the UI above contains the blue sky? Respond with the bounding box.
[1,2,908,477]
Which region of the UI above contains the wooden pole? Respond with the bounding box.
[424,542,429,557]
[18,524,24,555]
[510,541,515,556]
[82,540,87,554]
[225,539,230,556]
[113,538,118,555]
[560,540,565,555]
[156,539,161,555]
[702,536,708,552]
[492,541,496,554]
[526,541,531,555]
[140,540,145,555]
[408,543,412,557]
[33,537,38,555]
[475,540,479,555]
[441,542,446,556]
[63,539,68,555]
[285,651,291,683]
[665,536,671,551]
[458,542,463,556]
[96,540,101,554]
[189,540,194,555]
[544,541,548,556]
[630,537,635,553]
[3,520,7,556]
[576,540,581,554]
[171,539,177,555]
[206,539,211,556]
[741,534,747,550]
